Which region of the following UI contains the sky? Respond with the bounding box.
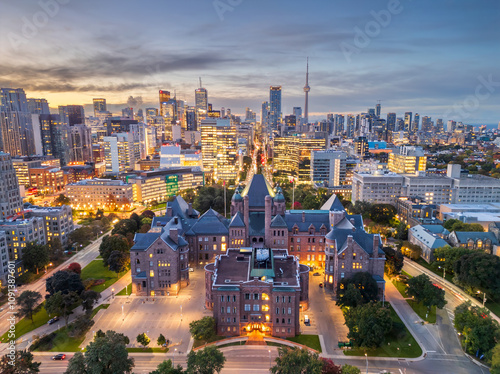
[0,0,499,124]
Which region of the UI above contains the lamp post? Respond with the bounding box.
[121,304,124,321]
[174,348,177,365]
[477,290,486,307]
[439,266,445,280]
[268,349,271,368]
[112,288,115,299]
[365,353,368,374]
[180,305,183,321]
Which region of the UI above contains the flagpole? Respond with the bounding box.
[224,180,227,217]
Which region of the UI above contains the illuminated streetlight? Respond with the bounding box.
[365,353,368,374]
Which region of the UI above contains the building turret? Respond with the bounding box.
[231,189,244,216]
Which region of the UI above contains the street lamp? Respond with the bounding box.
[180,304,183,321]
[112,288,115,299]
[365,353,368,374]
[477,290,486,307]
[174,348,177,366]
[268,349,271,368]
[121,304,124,321]
[438,266,445,280]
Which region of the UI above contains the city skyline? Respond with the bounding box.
[0,0,498,123]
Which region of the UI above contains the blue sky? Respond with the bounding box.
[0,0,499,124]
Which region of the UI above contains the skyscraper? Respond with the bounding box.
[195,86,208,121]
[404,112,412,133]
[421,116,433,132]
[412,113,420,133]
[39,114,70,165]
[303,58,310,124]
[0,152,22,219]
[261,101,269,127]
[93,98,107,116]
[269,86,282,128]
[376,102,381,118]
[0,88,35,156]
[27,98,50,115]
[435,119,444,134]
[159,90,170,116]
[59,105,85,126]
[386,113,396,132]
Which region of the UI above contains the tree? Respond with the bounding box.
[443,219,484,232]
[64,351,87,374]
[157,333,167,347]
[432,246,473,275]
[99,234,130,263]
[137,333,151,348]
[45,291,80,327]
[491,342,500,374]
[337,272,379,308]
[454,252,500,299]
[344,302,393,348]
[400,241,422,260]
[189,316,216,343]
[0,350,41,374]
[320,358,341,374]
[340,365,361,374]
[129,213,142,228]
[394,222,408,240]
[454,301,500,357]
[68,330,134,374]
[407,274,447,310]
[81,290,101,314]
[186,345,225,374]
[150,359,184,374]
[270,347,323,374]
[369,204,397,225]
[68,262,82,274]
[48,237,63,261]
[192,185,234,215]
[69,226,94,245]
[46,270,84,297]
[382,246,404,277]
[22,242,50,274]
[54,193,71,206]
[16,290,42,322]
[108,250,130,275]
[112,219,138,237]
[141,210,156,219]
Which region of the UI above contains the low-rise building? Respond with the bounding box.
[65,178,134,211]
[408,225,449,263]
[396,197,438,226]
[0,231,9,286]
[448,231,498,254]
[204,247,309,338]
[24,204,74,246]
[28,166,65,195]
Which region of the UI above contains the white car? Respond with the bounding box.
[189,267,194,272]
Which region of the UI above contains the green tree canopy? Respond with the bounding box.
[99,234,130,263]
[432,246,474,274]
[0,350,41,374]
[108,250,130,275]
[193,185,234,215]
[491,342,500,374]
[54,193,71,206]
[382,246,404,277]
[81,290,101,314]
[189,316,216,343]
[16,290,42,322]
[340,364,361,374]
[64,351,86,374]
[45,291,80,327]
[407,274,447,309]
[22,242,50,274]
[337,272,379,308]
[186,345,225,374]
[157,334,167,347]
[46,270,84,297]
[270,347,323,374]
[112,219,138,237]
[344,302,393,349]
[137,333,151,348]
[443,219,484,232]
[454,252,500,299]
[150,359,184,374]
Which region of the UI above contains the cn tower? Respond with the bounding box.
[303,57,310,124]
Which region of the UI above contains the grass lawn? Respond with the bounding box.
[80,260,128,293]
[117,283,132,296]
[486,300,500,318]
[392,280,408,298]
[90,304,110,319]
[37,327,86,352]
[0,302,51,342]
[193,335,226,349]
[287,334,322,352]
[344,304,422,358]
[415,259,454,283]
[408,301,437,323]
[127,347,168,353]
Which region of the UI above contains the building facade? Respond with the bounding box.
[65,178,134,211]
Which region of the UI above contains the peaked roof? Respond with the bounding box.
[131,232,160,251]
[452,231,499,244]
[168,195,199,219]
[189,208,229,235]
[321,194,345,211]
[229,211,245,227]
[241,174,275,207]
[270,214,288,228]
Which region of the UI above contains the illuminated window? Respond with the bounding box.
[353,262,362,269]
[150,270,154,277]
[329,275,333,283]
[221,243,226,252]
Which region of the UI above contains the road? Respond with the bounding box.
[0,234,105,338]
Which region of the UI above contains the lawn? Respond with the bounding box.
[33,326,86,352]
[193,335,226,349]
[287,334,322,352]
[344,304,422,358]
[408,301,437,324]
[127,347,168,353]
[392,280,408,298]
[0,302,51,342]
[486,300,500,318]
[80,260,128,293]
[415,259,454,283]
[117,283,132,296]
[90,304,110,319]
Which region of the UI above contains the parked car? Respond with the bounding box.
[48,316,59,325]
[304,315,310,325]
[52,354,66,360]
[313,272,320,276]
